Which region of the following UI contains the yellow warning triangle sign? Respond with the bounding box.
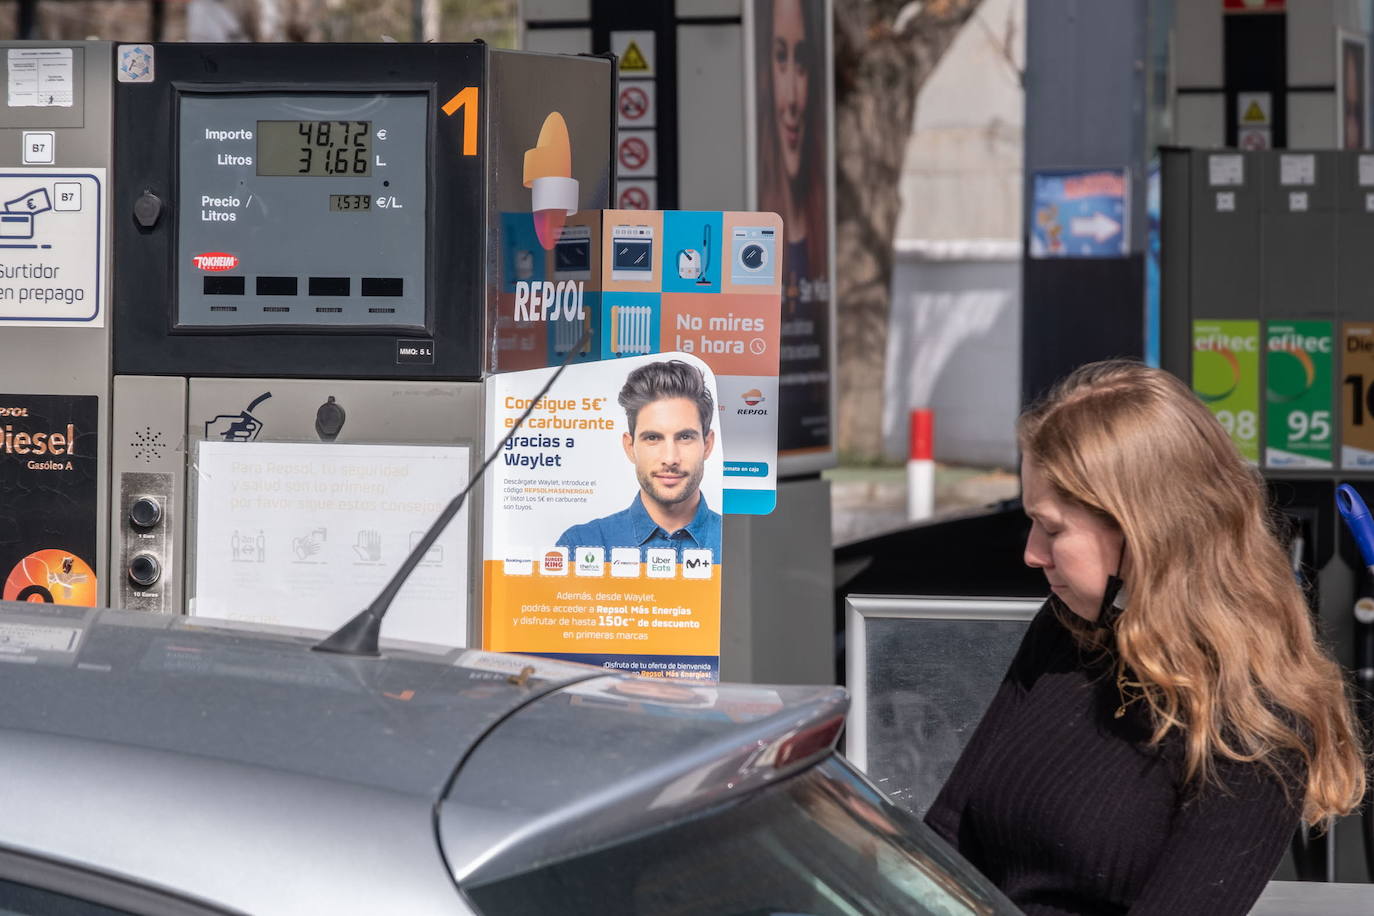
[1242,100,1267,123]
[620,40,649,73]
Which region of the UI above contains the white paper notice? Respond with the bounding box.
[1361,155,1374,187]
[1279,153,1316,186]
[192,441,471,647]
[1208,154,1244,187]
[7,48,73,108]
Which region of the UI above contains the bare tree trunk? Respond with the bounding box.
[833,0,982,461]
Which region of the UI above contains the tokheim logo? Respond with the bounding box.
[192,252,239,272]
[741,389,765,406]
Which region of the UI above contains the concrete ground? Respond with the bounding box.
[825,464,1020,545]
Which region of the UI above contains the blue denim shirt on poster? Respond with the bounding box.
[556,493,722,565]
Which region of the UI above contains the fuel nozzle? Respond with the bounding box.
[315,396,345,442]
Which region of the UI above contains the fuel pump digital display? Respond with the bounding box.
[256,120,372,177]
[176,92,427,330]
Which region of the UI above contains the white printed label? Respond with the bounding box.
[1280,154,1316,186]
[682,549,712,579]
[646,548,676,578]
[574,546,605,577]
[7,48,72,108]
[503,548,534,577]
[610,547,641,578]
[1216,191,1236,212]
[1208,154,1244,187]
[1360,155,1374,187]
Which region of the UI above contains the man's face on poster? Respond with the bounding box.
[623,397,715,510]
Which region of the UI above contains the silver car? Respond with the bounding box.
[0,601,1019,915]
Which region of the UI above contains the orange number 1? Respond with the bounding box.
[441,86,479,157]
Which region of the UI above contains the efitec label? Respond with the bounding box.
[1265,320,1334,469]
[192,252,239,272]
[1192,319,1260,464]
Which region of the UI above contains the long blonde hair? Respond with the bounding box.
[1020,360,1365,825]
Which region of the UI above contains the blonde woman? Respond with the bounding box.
[925,360,1366,915]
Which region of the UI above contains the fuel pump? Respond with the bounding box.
[108,42,612,645]
[0,41,114,608]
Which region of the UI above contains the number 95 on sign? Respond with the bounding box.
[1282,410,1330,444]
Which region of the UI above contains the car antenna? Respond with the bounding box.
[313,326,593,657]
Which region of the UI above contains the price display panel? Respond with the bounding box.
[257,120,373,177]
[176,92,427,330]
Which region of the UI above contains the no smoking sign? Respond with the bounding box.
[617,83,655,128]
[617,131,656,178]
[617,181,656,210]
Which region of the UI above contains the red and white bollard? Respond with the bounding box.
[907,408,935,522]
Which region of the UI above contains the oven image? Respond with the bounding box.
[554,225,592,280]
[611,224,654,281]
[730,226,776,286]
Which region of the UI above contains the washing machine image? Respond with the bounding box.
[730,226,776,285]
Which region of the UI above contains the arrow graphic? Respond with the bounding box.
[1069,211,1121,243]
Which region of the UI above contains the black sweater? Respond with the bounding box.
[924,604,1302,916]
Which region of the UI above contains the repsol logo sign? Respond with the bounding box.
[0,407,29,417]
[514,280,585,322]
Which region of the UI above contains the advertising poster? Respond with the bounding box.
[482,354,724,681]
[495,209,782,515]
[602,209,782,515]
[1145,161,1161,367]
[1265,320,1334,469]
[0,393,99,605]
[1029,168,1129,258]
[1340,30,1368,150]
[751,0,834,465]
[1342,323,1374,469]
[191,440,471,646]
[1192,320,1260,464]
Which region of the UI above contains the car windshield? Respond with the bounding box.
[464,756,1017,916]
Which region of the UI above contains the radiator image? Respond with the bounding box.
[610,305,653,355]
[553,315,591,355]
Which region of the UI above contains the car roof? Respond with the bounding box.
[0,601,602,799]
